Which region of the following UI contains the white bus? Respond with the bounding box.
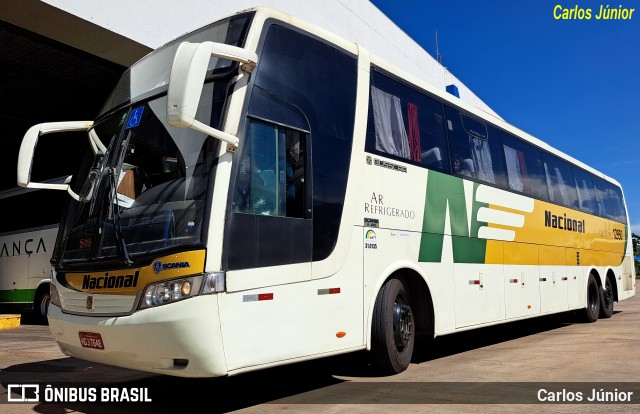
[0,182,66,322]
[17,7,635,377]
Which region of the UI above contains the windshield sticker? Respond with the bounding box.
[125,106,145,129]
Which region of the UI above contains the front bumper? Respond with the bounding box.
[48,294,227,378]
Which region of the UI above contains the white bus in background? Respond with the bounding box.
[17,7,635,377]
[0,181,66,323]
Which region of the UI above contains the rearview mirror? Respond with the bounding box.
[167,41,258,150]
[17,121,94,200]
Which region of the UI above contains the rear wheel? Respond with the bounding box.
[582,273,600,323]
[599,276,614,319]
[371,278,415,375]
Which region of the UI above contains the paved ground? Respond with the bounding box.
[0,282,638,413]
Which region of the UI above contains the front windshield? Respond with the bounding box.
[60,87,219,263]
[99,12,253,117]
[54,12,253,265]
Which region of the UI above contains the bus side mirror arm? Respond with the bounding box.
[17,121,94,201]
[167,41,258,151]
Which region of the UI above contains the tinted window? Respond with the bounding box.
[607,184,627,223]
[367,70,450,172]
[595,178,626,223]
[593,177,607,217]
[501,133,548,200]
[0,189,66,234]
[445,106,506,186]
[573,167,597,214]
[234,119,307,219]
[251,24,357,261]
[542,154,578,208]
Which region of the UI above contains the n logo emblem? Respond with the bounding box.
[418,172,533,264]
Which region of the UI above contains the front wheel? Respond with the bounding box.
[599,276,614,319]
[371,278,415,375]
[34,287,51,324]
[582,273,600,323]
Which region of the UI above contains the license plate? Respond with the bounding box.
[79,331,104,350]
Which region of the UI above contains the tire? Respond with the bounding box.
[34,287,51,324]
[582,273,600,323]
[599,276,614,319]
[371,278,415,375]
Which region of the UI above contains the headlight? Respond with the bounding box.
[139,276,203,309]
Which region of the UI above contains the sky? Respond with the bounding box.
[370,0,640,232]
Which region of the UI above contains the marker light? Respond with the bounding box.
[201,272,226,294]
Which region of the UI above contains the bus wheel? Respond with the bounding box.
[371,278,415,375]
[599,277,614,319]
[35,286,51,324]
[582,273,600,323]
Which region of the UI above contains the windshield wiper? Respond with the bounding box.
[108,167,133,266]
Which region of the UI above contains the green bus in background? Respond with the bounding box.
[0,182,65,323]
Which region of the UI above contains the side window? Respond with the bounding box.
[573,167,597,214]
[226,23,356,269]
[0,189,67,233]
[444,106,506,186]
[370,86,411,159]
[542,154,578,208]
[595,178,626,223]
[234,119,306,218]
[501,133,548,200]
[418,97,449,170]
[593,177,607,217]
[252,24,357,261]
[367,70,450,171]
[607,184,627,223]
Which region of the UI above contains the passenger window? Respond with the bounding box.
[445,106,505,186]
[367,70,450,171]
[607,184,627,223]
[593,178,607,217]
[370,86,411,159]
[234,119,307,218]
[418,98,449,170]
[573,168,596,214]
[501,134,548,199]
[542,154,578,208]
[595,178,626,223]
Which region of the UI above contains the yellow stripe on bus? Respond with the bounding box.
[63,250,206,295]
[485,199,625,266]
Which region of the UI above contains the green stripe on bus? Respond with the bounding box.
[0,289,36,303]
[419,172,487,264]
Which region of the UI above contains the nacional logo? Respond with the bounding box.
[152,260,191,274]
[81,271,139,290]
